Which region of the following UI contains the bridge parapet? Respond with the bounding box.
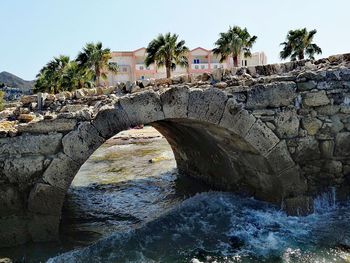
[0,54,350,247]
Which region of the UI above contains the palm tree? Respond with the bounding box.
[213,26,257,67]
[34,55,71,94]
[280,28,322,61]
[61,61,95,91]
[145,33,189,78]
[76,42,118,86]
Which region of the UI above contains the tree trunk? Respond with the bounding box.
[96,66,100,87]
[166,66,171,79]
[233,56,239,67]
[298,51,305,60]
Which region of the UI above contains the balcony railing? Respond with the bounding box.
[191,63,209,70]
[135,64,153,71]
[211,63,224,69]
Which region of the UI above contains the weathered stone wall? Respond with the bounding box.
[0,53,350,247]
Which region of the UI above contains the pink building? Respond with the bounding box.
[107,47,267,85]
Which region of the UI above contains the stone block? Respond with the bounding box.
[301,117,322,136]
[119,90,164,125]
[160,86,189,119]
[3,156,45,186]
[188,88,228,124]
[0,133,62,156]
[17,118,77,134]
[246,82,297,109]
[275,110,300,138]
[28,183,65,215]
[278,166,308,197]
[28,214,60,242]
[0,216,30,247]
[219,99,255,138]
[20,95,37,105]
[0,185,24,216]
[297,80,317,91]
[283,196,314,216]
[214,82,228,89]
[335,132,350,156]
[18,114,35,123]
[244,120,280,156]
[266,140,295,174]
[43,154,80,191]
[302,91,330,107]
[315,105,340,115]
[92,104,131,139]
[62,122,105,164]
[320,140,335,158]
[323,160,342,174]
[293,136,320,162]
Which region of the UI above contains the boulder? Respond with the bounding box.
[214,81,228,89]
[75,89,85,99]
[20,95,37,105]
[18,114,35,123]
[212,68,223,82]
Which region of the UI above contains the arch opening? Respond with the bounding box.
[58,118,292,247]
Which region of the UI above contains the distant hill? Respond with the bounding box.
[0,71,34,92]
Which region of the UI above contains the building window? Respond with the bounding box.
[141,76,145,80]
[122,67,127,72]
[139,65,144,70]
[193,59,200,64]
[213,65,218,69]
[201,65,205,69]
[245,60,247,66]
[195,65,199,69]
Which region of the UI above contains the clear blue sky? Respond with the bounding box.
[1,0,349,80]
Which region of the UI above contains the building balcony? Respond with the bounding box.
[191,63,209,70]
[135,64,154,71]
[211,63,224,69]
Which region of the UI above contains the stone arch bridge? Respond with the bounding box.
[1,54,350,247]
